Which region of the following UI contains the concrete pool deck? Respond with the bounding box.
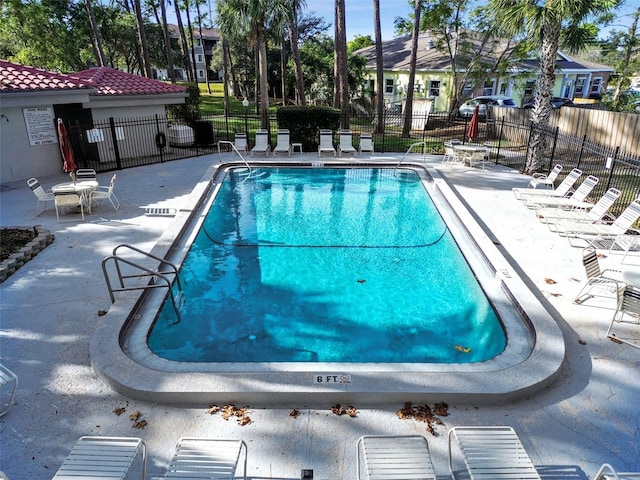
[1,152,639,479]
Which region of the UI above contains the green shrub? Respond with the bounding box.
[277,106,341,151]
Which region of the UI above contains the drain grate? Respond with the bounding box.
[145,207,177,216]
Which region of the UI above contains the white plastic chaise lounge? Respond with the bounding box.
[359,133,374,154]
[522,174,598,209]
[162,438,247,480]
[0,363,17,418]
[528,164,562,189]
[251,129,270,156]
[273,129,292,156]
[572,247,625,305]
[357,435,435,480]
[593,463,640,480]
[555,198,640,245]
[27,177,55,216]
[513,168,582,200]
[606,285,640,349]
[448,426,541,480]
[52,436,147,480]
[318,129,336,157]
[338,129,357,156]
[536,187,621,231]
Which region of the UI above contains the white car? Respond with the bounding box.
[458,95,517,118]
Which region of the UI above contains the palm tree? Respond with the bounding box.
[487,0,618,173]
[158,0,176,83]
[402,0,423,137]
[132,0,152,77]
[84,0,107,66]
[288,0,307,105]
[334,0,349,127]
[373,0,384,134]
[174,0,194,81]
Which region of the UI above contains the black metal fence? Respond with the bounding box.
[67,109,640,214]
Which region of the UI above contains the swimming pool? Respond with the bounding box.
[147,167,506,364]
[92,158,564,406]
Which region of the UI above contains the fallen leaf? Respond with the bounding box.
[97,310,108,316]
[132,420,147,429]
[129,410,141,421]
[113,407,126,416]
[609,335,623,344]
[545,278,557,284]
[578,339,587,345]
[357,279,366,284]
[331,404,346,415]
[346,405,357,417]
[290,409,300,418]
[206,405,220,415]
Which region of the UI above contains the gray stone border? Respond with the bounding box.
[0,226,54,283]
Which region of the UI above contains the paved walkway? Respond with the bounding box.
[0,153,638,480]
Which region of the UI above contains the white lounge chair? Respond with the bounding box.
[463,149,489,170]
[27,177,55,216]
[448,426,541,480]
[536,187,621,231]
[443,141,464,165]
[90,173,120,212]
[318,129,336,157]
[523,174,598,209]
[359,133,374,154]
[529,164,562,189]
[0,363,17,418]
[593,463,640,480]
[357,435,435,480]
[573,247,625,305]
[338,129,357,156]
[557,198,640,244]
[513,168,582,200]
[251,129,270,156]
[52,436,146,480]
[54,186,85,222]
[272,129,292,156]
[233,133,248,152]
[162,438,247,480]
[607,285,640,349]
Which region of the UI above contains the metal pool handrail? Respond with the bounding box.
[102,244,183,324]
[217,140,253,178]
[394,141,428,171]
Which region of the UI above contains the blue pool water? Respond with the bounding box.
[147,167,506,363]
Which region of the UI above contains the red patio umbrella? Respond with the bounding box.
[57,118,76,173]
[466,104,480,142]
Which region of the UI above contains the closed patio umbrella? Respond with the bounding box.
[57,118,76,174]
[466,104,480,142]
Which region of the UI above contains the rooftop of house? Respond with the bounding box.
[0,60,89,93]
[70,67,187,96]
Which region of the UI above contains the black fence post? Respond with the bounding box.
[496,117,505,164]
[604,146,620,192]
[548,126,560,171]
[109,117,122,170]
[575,135,587,170]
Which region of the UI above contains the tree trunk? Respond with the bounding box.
[289,12,306,105]
[159,0,176,83]
[402,0,422,137]
[281,35,287,105]
[222,37,231,115]
[133,0,152,77]
[257,21,270,129]
[334,0,349,128]
[373,0,384,134]
[612,8,639,104]
[183,1,199,83]
[195,0,211,94]
[526,19,561,174]
[174,0,193,82]
[85,0,107,67]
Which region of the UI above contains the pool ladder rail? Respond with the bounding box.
[101,244,184,324]
[394,141,428,172]
[217,140,253,179]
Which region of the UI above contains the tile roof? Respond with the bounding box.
[0,60,89,93]
[70,67,187,96]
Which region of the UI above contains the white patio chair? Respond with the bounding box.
[537,187,620,231]
[556,198,640,243]
[75,168,97,180]
[251,129,270,156]
[523,174,598,209]
[463,149,489,170]
[337,129,357,156]
[357,435,435,480]
[359,133,374,154]
[318,129,336,157]
[607,285,640,349]
[52,436,146,480]
[272,129,292,156]
[443,142,464,165]
[528,164,562,189]
[572,247,624,305]
[162,438,248,480]
[54,186,85,222]
[233,133,248,152]
[27,177,55,216]
[90,173,120,212]
[448,426,541,480]
[0,363,17,418]
[593,463,640,480]
[513,168,582,200]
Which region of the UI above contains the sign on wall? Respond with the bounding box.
[23,107,57,146]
